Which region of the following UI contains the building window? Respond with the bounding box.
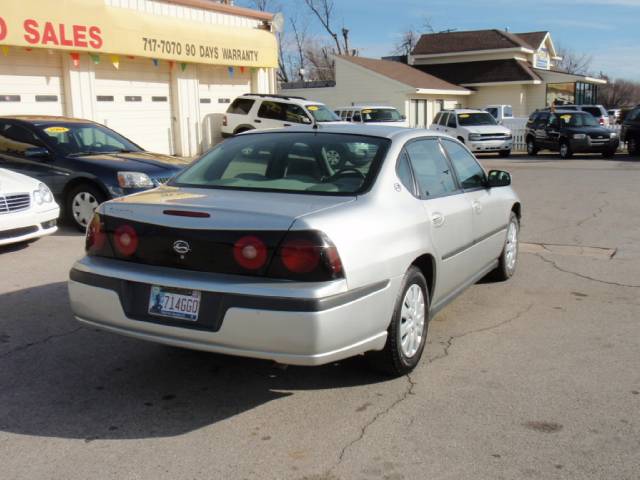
[125,96,142,102]
[97,96,114,102]
[218,98,231,103]
[546,83,575,106]
[152,96,168,102]
[36,95,58,102]
[200,98,212,104]
[0,95,20,102]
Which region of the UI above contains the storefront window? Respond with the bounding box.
[575,82,597,104]
[546,83,575,106]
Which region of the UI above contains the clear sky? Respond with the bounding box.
[253,0,640,80]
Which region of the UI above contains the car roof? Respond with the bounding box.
[442,109,489,114]
[241,94,327,107]
[0,115,97,126]
[237,124,447,141]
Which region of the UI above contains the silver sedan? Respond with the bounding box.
[68,125,521,376]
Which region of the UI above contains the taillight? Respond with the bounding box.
[599,118,604,125]
[86,213,106,253]
[269,231,343,281]
[113,224,139,257]
[222,115,228,127]
[233,235,267,270]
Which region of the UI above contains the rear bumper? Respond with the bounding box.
[68,257,397,365]
[0,205,59,246]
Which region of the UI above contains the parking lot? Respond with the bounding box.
[1,152,639,480]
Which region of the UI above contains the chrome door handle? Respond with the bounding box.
[431,212,445,227]
[472,201,482,214]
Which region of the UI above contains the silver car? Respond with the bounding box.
[68,125,521,376]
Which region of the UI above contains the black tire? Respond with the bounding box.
[526,137,538,156]
[66,183,106,232]
[489,212,519,282]
[602,149,616,158]
[499,149,511,158]
[628,137,639,156]
[367,267,429,376]
[559,140,572,159]
[457,137,465,144]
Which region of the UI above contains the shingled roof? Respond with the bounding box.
[414,59,542,85]
[412,29,545,55]
[335,55,468,91]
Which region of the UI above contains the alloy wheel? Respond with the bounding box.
[504,219,518,273]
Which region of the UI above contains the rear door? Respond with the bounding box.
[256,100,289,129]
[534,112,551,147]
[441,138,508,272]
[403,138,474,300]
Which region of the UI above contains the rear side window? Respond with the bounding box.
[433,112,443,125]
[404,139,457,198]
[447,114,457,128]
[441,139,486,190]
[581,107,601,117]
[438,113,449,126]
[227,98,255,115]
[396,151,416,195]
[258,101,287,121]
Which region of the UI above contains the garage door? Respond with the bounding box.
[0,49,64,116]
[198,65,251,151]
[93,58,173,154]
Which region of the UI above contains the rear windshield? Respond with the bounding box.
[457,112,497,126]
[306,105,341,122]
[360,108,402,122]
[171,132,390,195]
[555,112,599,127]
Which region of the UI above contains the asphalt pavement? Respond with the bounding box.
[1,152,639,480]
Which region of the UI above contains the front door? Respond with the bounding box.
[404,138,474,303]
[441,138,509,272]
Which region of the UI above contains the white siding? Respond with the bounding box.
[466,84,530,117]
[104,0,261,28]
[0,50,64,116]
[526,84,547,113]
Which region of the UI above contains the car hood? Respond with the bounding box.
[0,168,39,194]
[462,125,511,134]
[68,151,191,171]
[100,185,356,230]
[562,126,612,136]
[364,121,408,127]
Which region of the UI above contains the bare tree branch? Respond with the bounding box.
[556,45,593,75]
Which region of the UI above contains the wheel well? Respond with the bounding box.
[457,136,465,143]
[411,254,436,301]
[526,134,535,142]
[234,125,255,134]
[511,202,522,221]
[62,178,109,204]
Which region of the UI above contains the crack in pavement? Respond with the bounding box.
[0,327,83,359]
[529,252,640,288]
[329,304,534,472]
[429,303,535,364]
[330,372,416,473]
[576,200,609,227]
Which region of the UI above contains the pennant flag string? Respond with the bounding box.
[152,58,159,67]
[239,66,246,74]
[228,66,235,78]
[110,55,120,70]
[89,53,100,65]
[70,52,80,68]
[168,60,174,70]
[180,62,187,72]
[0,46,9,57]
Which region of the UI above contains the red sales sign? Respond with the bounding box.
[0,16,103,49]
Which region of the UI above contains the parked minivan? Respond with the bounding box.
[334,106,408,127]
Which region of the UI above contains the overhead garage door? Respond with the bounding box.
[198,65,251,151]
[0,49,64,116]
[94,58,174,154]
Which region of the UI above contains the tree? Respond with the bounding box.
[556,45,593,75]
[598,76,640,108]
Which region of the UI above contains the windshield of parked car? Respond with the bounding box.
[457,112,498,126]
[306,105,341,122]
[360,108,403,122]
[171,132,390,195]
[554,112,600,127]
[37,123,142,156]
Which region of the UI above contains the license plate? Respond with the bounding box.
[148,286,201,321]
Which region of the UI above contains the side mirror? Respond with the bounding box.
[301,117,312,124]
[24,147,50,159]
[487,170,511,187]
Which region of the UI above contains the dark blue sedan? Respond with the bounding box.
[0,116,191,230]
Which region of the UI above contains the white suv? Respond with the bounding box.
[430,109,513,157]
[221,94,343,137]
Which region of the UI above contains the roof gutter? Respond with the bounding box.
[415,88,472,95]
[461,80,542,87]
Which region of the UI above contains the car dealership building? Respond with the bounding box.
[0,0,279,155]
